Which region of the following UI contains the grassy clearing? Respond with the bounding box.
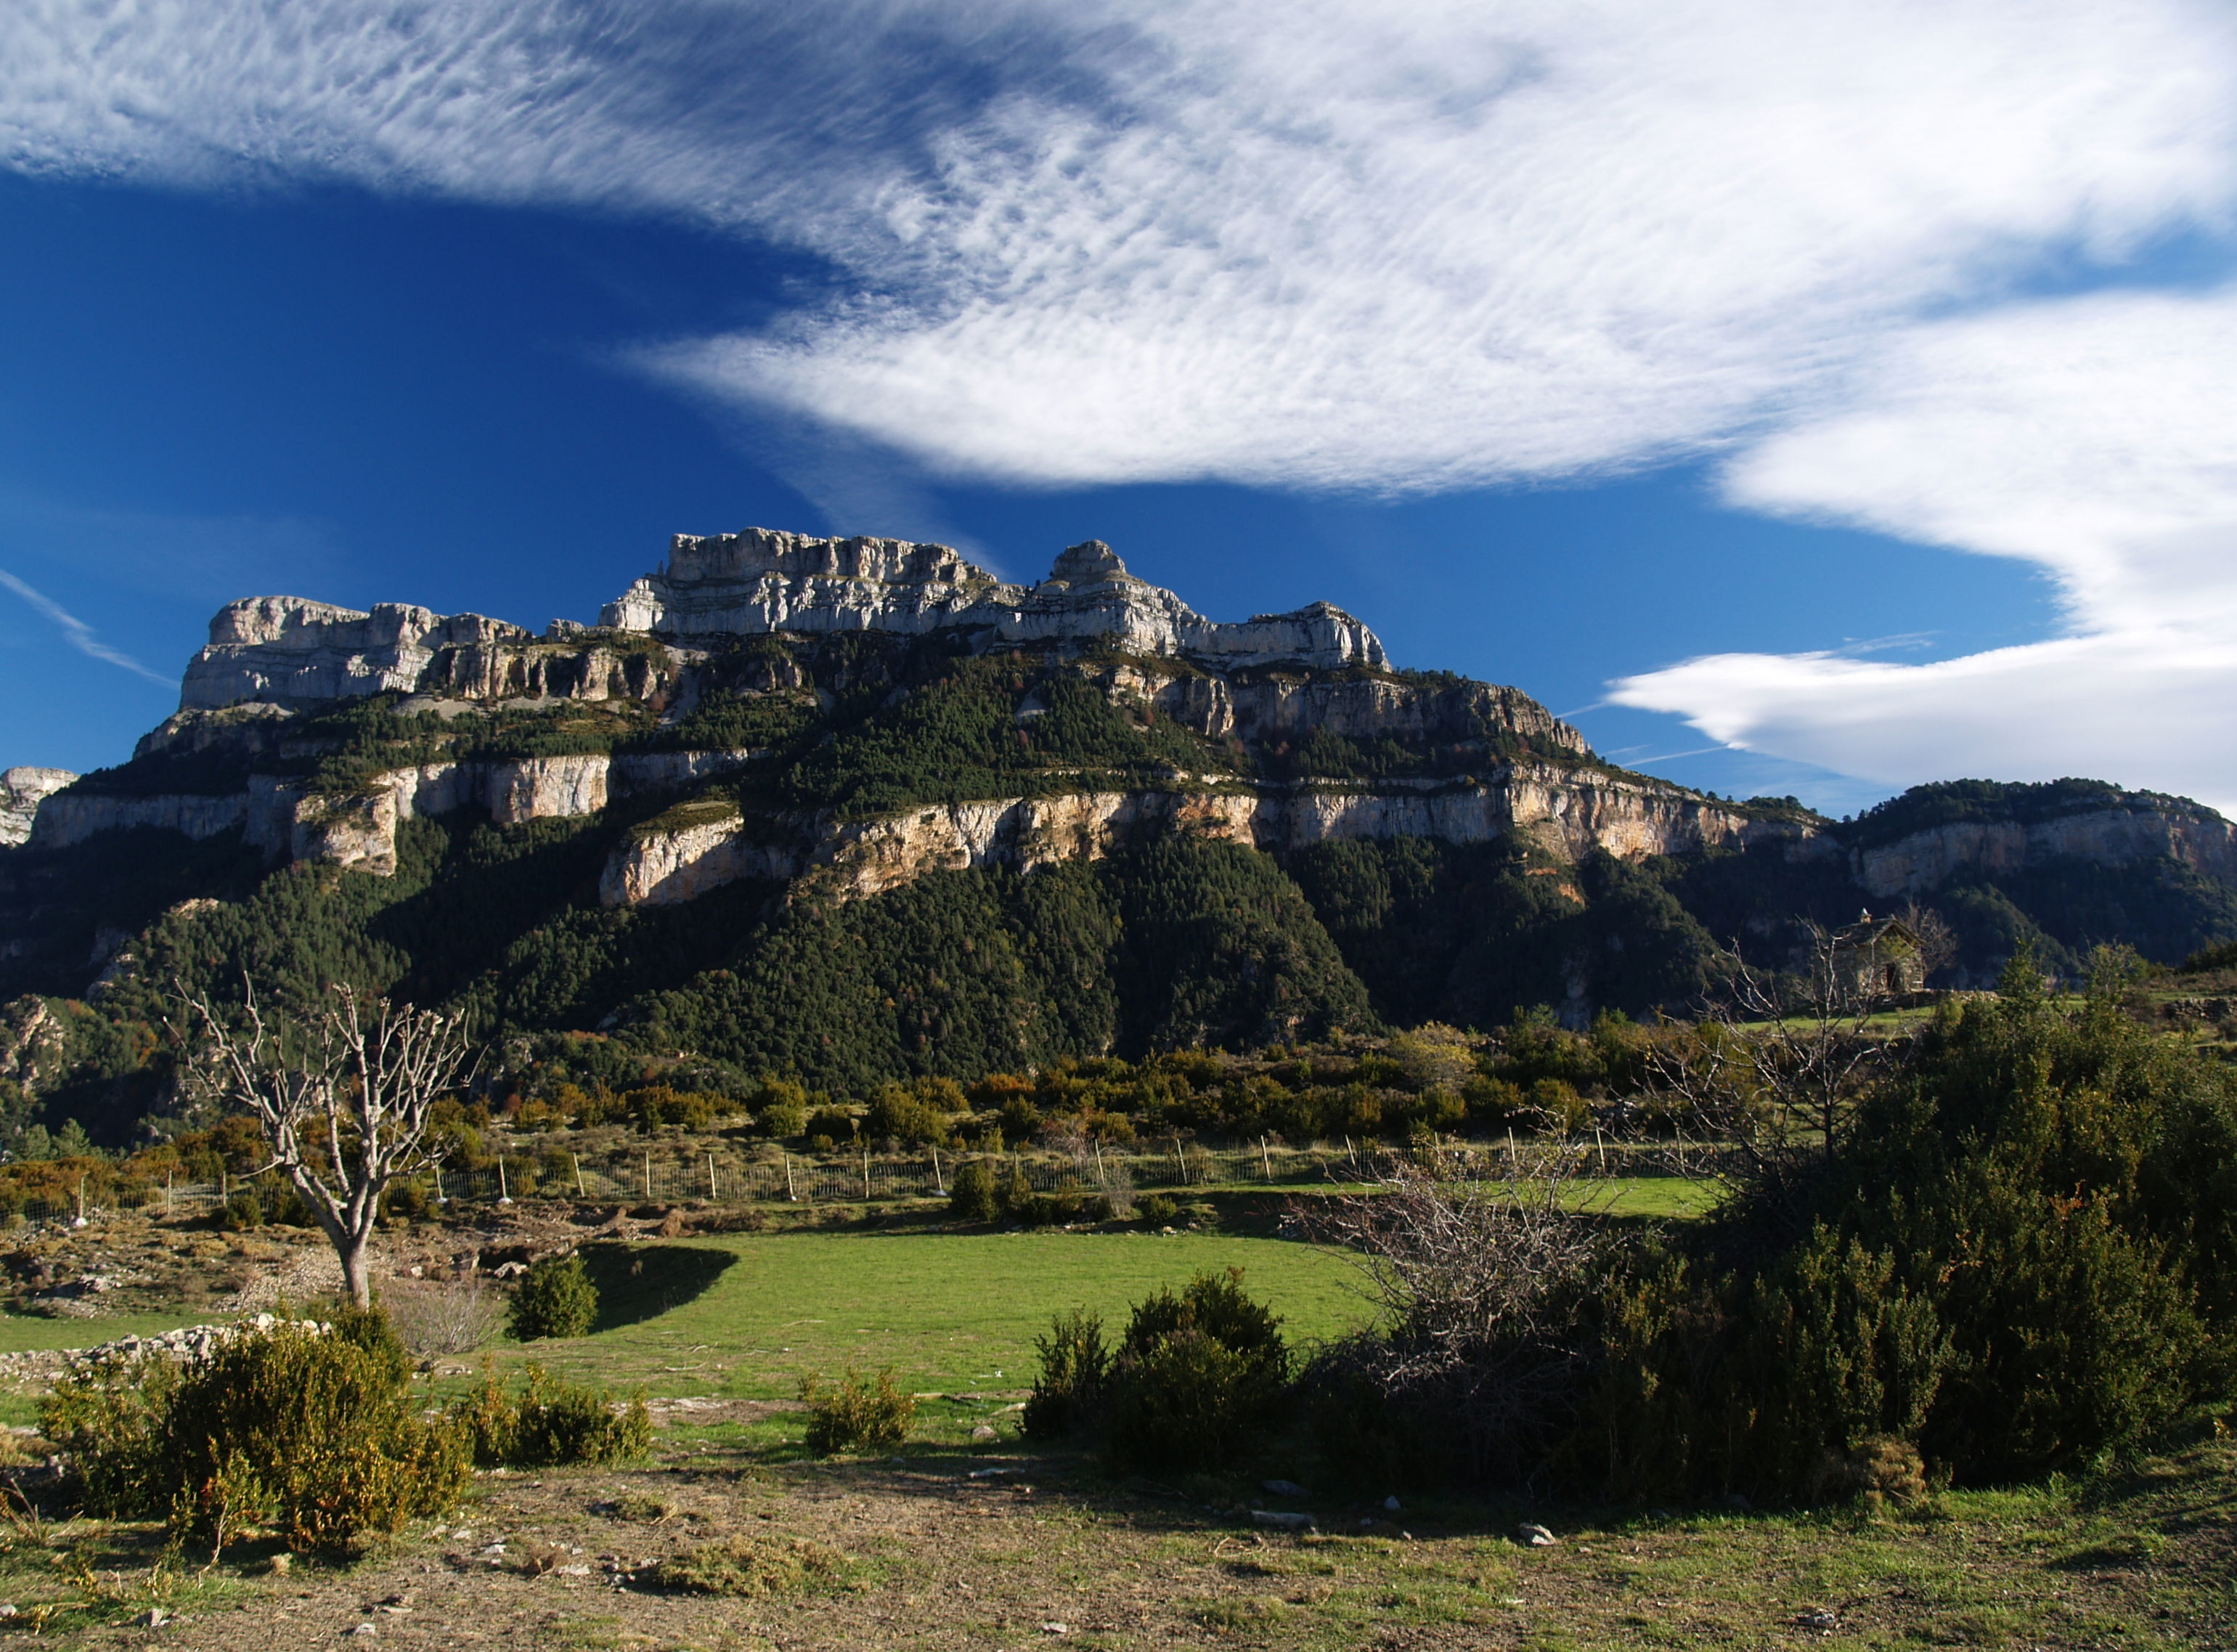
[0,1219,2230,1646]
[492,1229,1372,1404]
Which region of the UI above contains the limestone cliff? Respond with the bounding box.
[1,769,76,847]
[600,765,1798,911]
[1846,802,2237,899]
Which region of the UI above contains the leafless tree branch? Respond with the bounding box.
[171,979,476,1307]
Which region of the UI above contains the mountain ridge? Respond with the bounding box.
[4,525,2236,1146]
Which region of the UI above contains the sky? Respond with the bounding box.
[3,1,2236,816]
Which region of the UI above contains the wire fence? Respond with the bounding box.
[12,1134,1727,1227]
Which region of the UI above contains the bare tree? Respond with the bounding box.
[1306,1140,1613,1479]
[1648,924,1908,1234]
[176,983,475,1308]
[1894,900,1958,982]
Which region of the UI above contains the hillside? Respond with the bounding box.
[5,526,2237,1145]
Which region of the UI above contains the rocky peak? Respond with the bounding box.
[602,526,1385,670]
[1044,540,1131,589]
[184,596,531,710]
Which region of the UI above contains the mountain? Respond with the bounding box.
[5,526,2236,1143]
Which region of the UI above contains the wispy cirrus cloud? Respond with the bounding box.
[0,568,170,685]
[7,1,2234,491]
[10,1,2237,799]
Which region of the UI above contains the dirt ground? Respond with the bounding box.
[12,1426,2231,1652]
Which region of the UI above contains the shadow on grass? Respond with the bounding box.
[580,1242,738,1332]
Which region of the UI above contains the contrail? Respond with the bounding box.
[0,567,172,686]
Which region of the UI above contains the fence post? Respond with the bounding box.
[1172,1135,1185,1186]
[708,1153,718,1202]
[861,1149,871,1203]
[435,1165,445,1205]
[498,1158,510,1203]
[931,1143,943,1195]
[574,1153,586,1199]
[76,1175,86,1224]
[166,1167,173,1215]
[1593,1124,1608,1178]
[1260,1135,1273,1183]
[643,1152,652,1203]
[785,1154,797,1203]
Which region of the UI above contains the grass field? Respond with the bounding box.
[0,1213,2231,1648]
[504,1229,1373,1404]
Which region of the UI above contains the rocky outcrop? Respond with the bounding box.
[600,768,1796,910]
[598,806,802,906]
[602,532,1386,670]
[1132,666,1586,757]
[1,768,76,847]
[30,790,251,850]
[183,598,531,709]
[27,748,770,868]
[180,597,680,712]
[1851,807,2237,900]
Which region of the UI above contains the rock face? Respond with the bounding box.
[601,532,1387,670]
[1850,805,2237,900]
[30,789,250,850]
[600,768,1796,910]
[181,597,679,712]
[183,598,535,709]
[0,768,76,847]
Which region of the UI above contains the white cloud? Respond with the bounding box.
[15,1,2237,802]
[1610,285,2237,812]
[6,1,2236,490]
[651,0,2237,489]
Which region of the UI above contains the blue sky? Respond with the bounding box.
[3,2,2235,815]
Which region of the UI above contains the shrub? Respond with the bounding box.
[41,1311,470,1553]
[800,1367,916,1454]
[754,1075,811,1139]
[454,1361,652,1468]
[803,1106,856,1146]
[1103,1269,1287,1472]
[1136,1193,1180,1225]
[627,1084,719,1132]
[1105,1330,1268,1473]
[386,1277,505,1356]
[1022,1309,1107,1441]
[948,1160,1001,1224]
[866,1078,964,1147]
[1566,985,2237,1502]
[509,1255,598,1341]
[653,1533,846,1596]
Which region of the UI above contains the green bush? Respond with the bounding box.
[800,1367,916,1455]
[1022,1309,1107,1441]
[509,1254,599,1341]
[454,1361,651,1468]
[866,1078,965,1146]
[1566,981,2237,1502]
[41,1309,469,1553]
[1136,1192,1181,1225]
[803,1106,855,1147]
[1103,1269,1288,1472]
[948,1160,1001,1224]
[653,1533,846,1597]
[626,1083,720,1132]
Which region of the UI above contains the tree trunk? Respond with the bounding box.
[338,1226,374,1309]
